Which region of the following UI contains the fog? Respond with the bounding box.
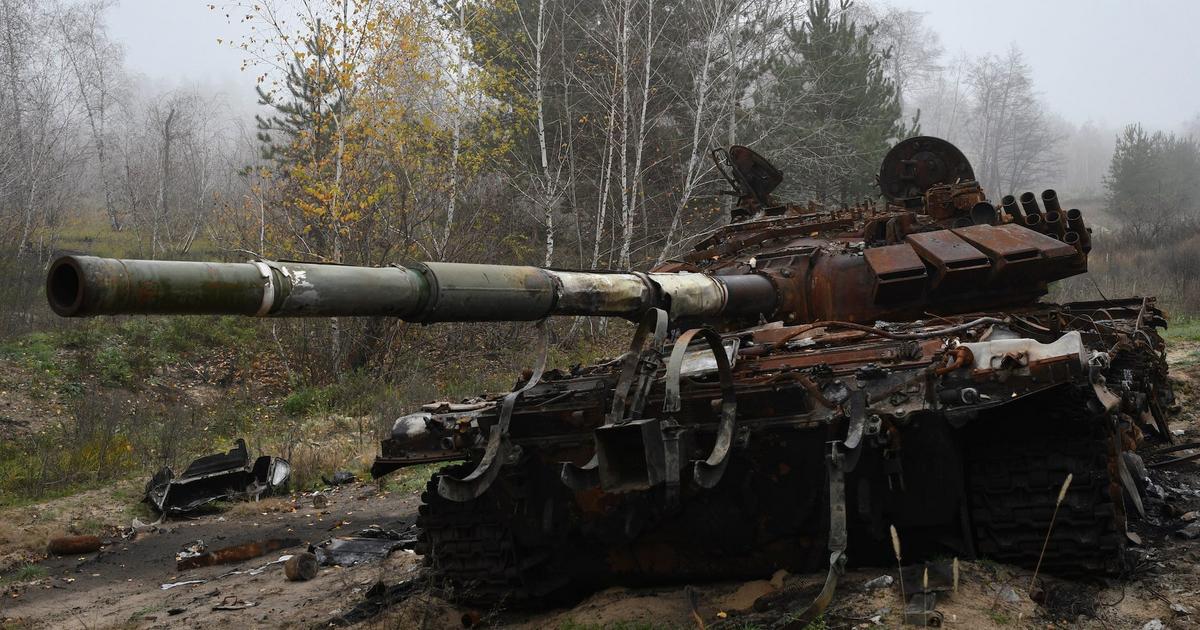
[110,1,1200,131]
[898,0,1199,131]
[106,1,258,114]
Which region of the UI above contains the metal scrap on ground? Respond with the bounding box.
[311,524,417,567]
[176,538,300,571]
[143,439,291,514]
[46,536,103,555]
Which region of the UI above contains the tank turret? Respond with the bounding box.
[49,138,1093,328]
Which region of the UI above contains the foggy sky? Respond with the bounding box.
[896,0,1200,130]
[108,0,1200,130]
[107,1,255,110]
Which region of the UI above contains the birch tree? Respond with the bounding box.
[57,0,126,231]
[967,46,1062,194]
[657,0,746,262]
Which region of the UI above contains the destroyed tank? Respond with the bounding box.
[47,137,1174,613]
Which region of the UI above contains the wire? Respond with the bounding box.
[774,317,1007,347]
[1089,275,1110,302]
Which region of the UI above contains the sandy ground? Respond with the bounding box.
[5,343,1200,629]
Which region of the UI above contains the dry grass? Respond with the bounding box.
[0,479,147,574]
[251,414,383,491]
[0,521,55,556]
[221,496,297,517]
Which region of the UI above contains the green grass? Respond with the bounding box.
[381,463,443,494]
[0,315,271,506]
[53,212,221,260]
[1,316,263,394]
[0,333,63,394]
[1,564,47,584]
[802,616,827,630]
[0,430,139,508]
[1166,317,1200,342]
[75,517,108,536]
[1173,349,1200,367]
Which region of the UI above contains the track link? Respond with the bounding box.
[968,390,1126,574]
[414,464,570,606]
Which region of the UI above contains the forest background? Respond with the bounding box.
[0,0,1196,503]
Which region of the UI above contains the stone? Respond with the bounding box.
[996,584,1022,604]
[1179,522,1200,539]
[863,575,894,591]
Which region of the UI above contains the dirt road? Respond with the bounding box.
[8,465,1200,630]
[0,484,422,629]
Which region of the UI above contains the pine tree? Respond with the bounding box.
[254,25,346,169]
[760,0,910,206]
[1105,123,1200,240]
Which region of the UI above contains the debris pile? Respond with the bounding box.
[144,439,290,514]
[311,524,417,568]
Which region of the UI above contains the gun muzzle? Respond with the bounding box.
[1043,210,1065,238]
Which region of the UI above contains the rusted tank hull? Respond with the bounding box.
[44,137,1166,610]
[386,298,1170,604]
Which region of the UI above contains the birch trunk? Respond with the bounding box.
[658,5,718,263]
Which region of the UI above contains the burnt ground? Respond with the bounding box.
[6,344,1200,628]
[0,484,424,629]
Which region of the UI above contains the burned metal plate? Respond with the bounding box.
[864,243,928,303]
[905,231,990,290]
[678,337,740,376]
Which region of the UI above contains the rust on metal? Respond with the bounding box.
[177,538,301,571]
[47,136,1176,612]
[864,243,927,303]
[47,535,103,555]
[905,230,991,290]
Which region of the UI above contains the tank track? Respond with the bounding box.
[414,464,571,606]
[967,391,1126,574]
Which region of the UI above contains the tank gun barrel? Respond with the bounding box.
[47,255,778,322]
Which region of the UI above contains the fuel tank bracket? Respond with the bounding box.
[779,442,848,628]
[562,309,669,491]
[664,327,738,489]
[608,308,669,424]
[438,320,550,502]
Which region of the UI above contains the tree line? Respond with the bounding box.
[2,0,1198,369]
